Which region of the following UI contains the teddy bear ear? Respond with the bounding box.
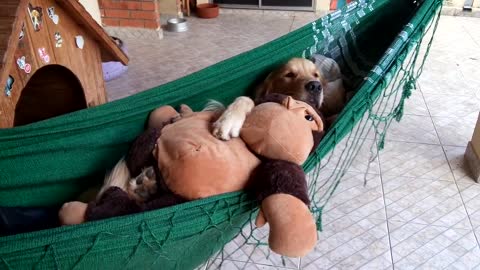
[281,96,294,109]
[282,96,307,110]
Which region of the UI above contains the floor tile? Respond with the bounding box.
[320,109,381,174]
[418,62,477,97]
[403,89,429,117]
[383,176,470,229]
[301,215,392,270]
[318,171,385,221]
[444,145,476,183]
[291,15,318,31]
[432,114,477,147]
[106,14,292,101]
[422,94,480,119]
[212,225,301,269]
[205,259,290,269]
[457,181,480,240]
[379,141,455,181]
[386,114,440,144]
[422,16,479,61]
[457,16,480,50]
[389,221,480,270]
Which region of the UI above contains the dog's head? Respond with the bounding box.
[255,58,325,109]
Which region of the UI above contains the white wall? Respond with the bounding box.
[159,0,179,15]
[444,0,480,8]
[79,0,102,25]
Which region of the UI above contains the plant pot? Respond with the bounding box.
[196,3,219,19]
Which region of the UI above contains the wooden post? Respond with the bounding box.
[466,112,480,182]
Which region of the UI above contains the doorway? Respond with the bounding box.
[14,65,87,126]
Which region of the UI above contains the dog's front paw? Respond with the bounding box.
[127,167,157,202]
[212,112,243,141]
[212,97,254,141]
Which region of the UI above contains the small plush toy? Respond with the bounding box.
[59,94,324,257]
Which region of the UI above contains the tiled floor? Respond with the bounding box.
[105,12,480,270]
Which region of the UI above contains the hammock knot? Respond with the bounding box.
[315,207,323,232]
[403,76,416,99]
[377,133,386,150]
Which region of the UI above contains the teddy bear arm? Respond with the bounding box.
[250,159,317,257]
[143,192,187,210]
[126,127,162,176]
[85,187,142,221]
[250,159,309,205]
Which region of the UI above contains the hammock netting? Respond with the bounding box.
[0,0,442,269]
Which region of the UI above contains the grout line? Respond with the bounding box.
[377,147,396,270]
[288,16,296,32]
[411,225,473,269]
[418,82,480,248]
[304,220,390,269]
[224,258,298,269]
[382,138,441,146]
[460,22,480,48]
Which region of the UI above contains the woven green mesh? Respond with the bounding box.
[0,0,442,269]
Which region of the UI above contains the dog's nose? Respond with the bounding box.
[305,81,322,92]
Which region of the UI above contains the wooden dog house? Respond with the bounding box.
[0,0,128,128]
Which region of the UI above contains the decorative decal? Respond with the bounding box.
[19,22,25,40]
[16,56,32,74]
[16,56,26,69]
[25,64,32,74]
[75,35,84,49]
[27,3,43,32]
[4,75,14,97]
[54,32,63,47]
[38,47,50,63]
[47,6,59,25]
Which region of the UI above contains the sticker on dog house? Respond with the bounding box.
[4,75,14,97]
[27,3,43,32]
[19,22,25,40]
[75,35,84,49]
[54,32,63,47]
[38,48,50,63]
[47,6,59,25]
[16,56,31,74]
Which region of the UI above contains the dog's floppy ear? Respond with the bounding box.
[255,72,274,101]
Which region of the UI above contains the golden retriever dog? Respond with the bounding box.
[213,57,345,141]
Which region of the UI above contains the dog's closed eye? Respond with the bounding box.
[285,72,296,78]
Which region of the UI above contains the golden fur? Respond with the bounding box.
[213,57,346,140]
[256,58,327,109]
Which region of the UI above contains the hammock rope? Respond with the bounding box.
[0,0,443,269]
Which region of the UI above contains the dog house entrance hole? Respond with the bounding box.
[14,65,87,126]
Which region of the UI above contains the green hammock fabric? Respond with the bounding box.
[0,0,442,269]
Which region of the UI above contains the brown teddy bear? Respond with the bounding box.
[59,94,324,257]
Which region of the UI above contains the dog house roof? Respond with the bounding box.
[0,0,129,88]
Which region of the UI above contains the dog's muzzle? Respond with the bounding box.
[305,81,322,92]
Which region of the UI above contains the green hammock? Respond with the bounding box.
[0,0,442,269]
